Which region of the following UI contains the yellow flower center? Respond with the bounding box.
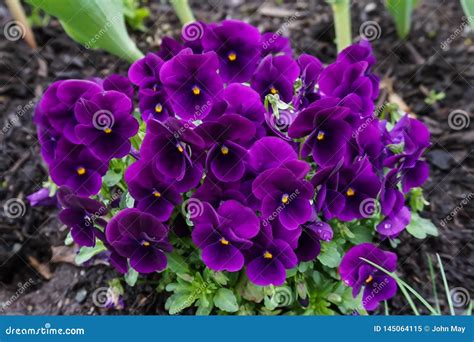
[142,241,150,247]
[317,131,325,141]
[153,191,161,198]
[220,237,229,245]
[221,146,229,155]
[270,87,278,95]
[263,251,273,259]
[346,188,355,197]
[228,52,237,61]
[104,127,112,134]
[192,86,201,95]
[177,144,184,153]
[281,194,289,204]
[76,167,86,176]
[155,103,163,113]
[365,275,373,284]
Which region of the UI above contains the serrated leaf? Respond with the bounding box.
[406,213,438,239]
[213,288,239,313]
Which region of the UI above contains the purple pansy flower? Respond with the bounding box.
[261,32,292,57]
[106,208,172,274]
[252,54,300,102]
[128,52,164,89]
[125,160,182,222]
[159,49,223,120]
[50,139,108,196]
[245,224,298,286]
[57,186,107,247]
[27,188,57,207]
[141,118,204,189]
[195,114,256,182]
[138,87,173,122]
[289,98,353,167]
[247,137,298,174]
[74,90,139,160]
[192,201,259,272]
[253,167,313,230]
[101,74,134,100]
[314,158,381,221]
[202,20,262,83]
[295,214,333,262]
[339,243,398,310]
[39,80,102,144]
[157,37,184,61]
[296,53,323,106]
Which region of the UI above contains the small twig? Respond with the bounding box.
[5,0,38,49]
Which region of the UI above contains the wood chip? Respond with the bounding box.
[27,255,53,280]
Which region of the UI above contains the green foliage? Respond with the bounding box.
[123,0,150,31]
[461,0,474,29]
[75,240,107,265]
[27,0,143,62]
[385,0,417,39]
[424,90,446,106]
[406,212,439,239]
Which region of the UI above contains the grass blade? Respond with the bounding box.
[436,253,455,315]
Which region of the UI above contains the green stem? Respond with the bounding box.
[426,254,441,314]
[328,0,352,52]
[436,253,455,315]
[5,0,37,48]
[171,0,195,25]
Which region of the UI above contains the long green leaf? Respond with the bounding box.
[27,0,143,62]
[385,0,417,39]
[461,0,474,29]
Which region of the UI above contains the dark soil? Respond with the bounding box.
[0,0,472,315]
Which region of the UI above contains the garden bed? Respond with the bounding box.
[0,0,472,315]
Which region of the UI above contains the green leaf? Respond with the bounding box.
[347,224,374,244]
[75,240,106,265]
[385,0,417,39]
[124,267,139,286]
[166,291,195,315]
[317,241,342,268]
[213,288,239,313]
[236,278,264,303]
[406,213,438,239]
[167,251,190,274]
[461,0,474,29]
[27,0,143,62]
[103,169,122,187]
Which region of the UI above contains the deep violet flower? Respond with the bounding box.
[247,137,298,174]
[101,74,134,101]
[295,214,333,262]
[124,160,181,222]
[50,138,108,196]
[252,167,313,230]
[261,32,292,57]
[128,52,164,89]
[296,53,323,106]
[157,36,184,61]
[339,243,398,310]
[141,118,204,190]
[57,186,107,247]
[251,54,300,102]
[313,158,381,221]
[74,90,139,160]
[159,49,223,120]
[39,80,102,144]
[195,114,256,182]
[27,188,57,207]
[289,98,354,167]
[202,20,262,83]
[192,201,259,272]
[220,84,265,124]
[138,87,173,122]
[106,208,172,274]
[245,224,297,286]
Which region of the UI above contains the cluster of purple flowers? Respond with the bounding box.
[35,20,430,310]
